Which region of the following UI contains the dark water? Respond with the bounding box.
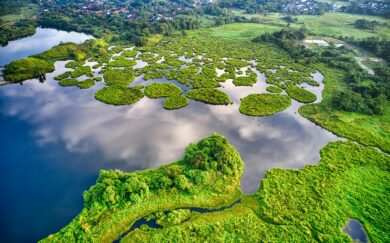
[343,219,369,243]
[0,30,340,242]
[0,28,93,66]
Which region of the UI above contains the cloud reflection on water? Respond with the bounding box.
[1,61,340,193]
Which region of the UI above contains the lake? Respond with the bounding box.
[0,27,93,66]
[0,28,340,242]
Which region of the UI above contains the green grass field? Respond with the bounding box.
[233,12,390,40]
[0,4,38,23]
[209,23,282,40]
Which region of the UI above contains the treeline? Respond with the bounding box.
[354,19,382,30]
[253,28,389,115]
[0,19,37,46]
[253,28,314,61]
[217,0,329,14]
[341,0,390,18]
[0,0,37,16]
[38,12,202,45]
[346,37,390,62]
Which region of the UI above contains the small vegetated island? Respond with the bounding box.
[239,94,291,116]
[40,134,389,242]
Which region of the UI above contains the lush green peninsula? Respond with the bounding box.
[41,135,389,242]
[41,134,243,242]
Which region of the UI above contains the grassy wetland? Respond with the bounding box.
[2,10,389,243]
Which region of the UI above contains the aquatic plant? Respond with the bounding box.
[163,96,190,110]
[239,94,291,116]
[266,86,283,93]
[76,79,95,89]
[286,85,317,103]
[103,68,135,87]
[144,83,182,98]
[186,88,231,105]
[95,86,144,105]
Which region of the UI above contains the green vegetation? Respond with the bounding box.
[144,83,182,98]
[266,86,282,93]
[239,94,291,116]
[156,209,191,228]
[71,66,92,78]
[0,19,36,46]
[54,71,71,81]
[299,64,390,153]
[163,96,190,110]
[95,86,144,106]
[186,88,231,105]
[122,141,389,242]
[286,86,317,103]
[210,23,282,41]
[59,78,78,87]
[76,79,95,89]
[41,134,243,242]
[232,70,257,86]
[3,57,54,82]
[32,43,87,62]
[103,68,135,87]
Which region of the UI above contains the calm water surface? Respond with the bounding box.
[0,30,340,242]
[0,27,93,66]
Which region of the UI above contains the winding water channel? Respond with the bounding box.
[0,28,341,242]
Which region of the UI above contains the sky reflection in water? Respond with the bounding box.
[0,43,340,242]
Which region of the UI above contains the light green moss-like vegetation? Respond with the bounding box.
[103,68,135,87]
[3,57,54,82]
[121,140,389,243]
[239,94,291,116]
[95,86,144,106]
[54,71,71,81]
[108,56,137,68]
[266,86,283,93]
[59,78,78,87]
[163,96,190,110]
[144,83,181,98]
[41,134,243,242]
[286,85,317,103]
[76,79,95,89]
[186,88,231,105]
[70,66,92,78]
[32,43,87,62]
[232,70,257,86]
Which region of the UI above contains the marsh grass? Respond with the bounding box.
[239,94,291,116]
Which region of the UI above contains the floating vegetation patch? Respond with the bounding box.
[239,93,291,116]
[71,66,92,79]
[95,86,144,105]
[76,78,95,89]
[59,78,78,87]
[233,72,257,86]
[103,68,135,87]
[286,85,317,103]
[54,71,71,81]
[163,95,190,110]
[144,83,182,98]
[266,86,283,93]
[186,88,231,105]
